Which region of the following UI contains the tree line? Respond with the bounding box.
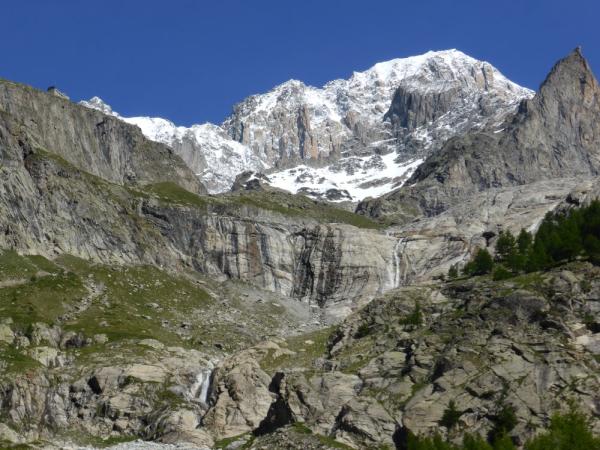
[403,408,600,450]
[448,200,600,280]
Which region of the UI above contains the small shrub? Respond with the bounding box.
[448,265,459,279]
[580,279,592,293]
[440,400,462,430]
[401,302,423,326]
[492,265,513,281]
[354,322,371,339]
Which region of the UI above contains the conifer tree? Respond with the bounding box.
[495,230,517,262]
[517,229,532,254]
[471,248,493,275]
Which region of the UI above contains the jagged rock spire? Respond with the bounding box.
[536,46,598,105]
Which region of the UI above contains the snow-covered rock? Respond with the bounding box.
[80,49,533,199]
[79,98,266,193]
[265,152,424,202]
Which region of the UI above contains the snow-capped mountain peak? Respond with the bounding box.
[79,96,118,116]
[80,49,533,200]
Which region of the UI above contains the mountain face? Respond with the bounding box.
[0,80,403,317]
[79,97,267,194]
[359,48,600,221]
[81,50,532,199]
[1,48,600,450]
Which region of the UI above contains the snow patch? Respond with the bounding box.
[267,152,424,202]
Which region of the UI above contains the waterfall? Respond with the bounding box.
[198,369,211,405]
[190,368,213,405]
[392,238,403,288]
[385,232,404,290]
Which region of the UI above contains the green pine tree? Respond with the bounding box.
[495,230,517,263]
[470,248,494,276]
[525,409,600,450]
[440,400,462,430]
[517,229,533,254]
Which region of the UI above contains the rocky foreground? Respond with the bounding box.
[0,252,599,448]
[203,262,600,449]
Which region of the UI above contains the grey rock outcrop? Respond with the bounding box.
[0,329,216,447]
[202,350,274,439]
[385,178,589,283]
[217,264,600,448]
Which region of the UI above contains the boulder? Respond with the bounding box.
[202,350,274,439]
[28,346,63,368]
[0,324,14,344]
[334,397,397,448]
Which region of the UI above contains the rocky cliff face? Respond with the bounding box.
[0,80,401,313]
[360,48,600,221]
[0,80,204,193]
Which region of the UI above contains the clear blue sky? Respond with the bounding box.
[1,0,598,126]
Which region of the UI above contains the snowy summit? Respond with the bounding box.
[80,49,533,201]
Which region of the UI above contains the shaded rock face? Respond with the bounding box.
[146,206,397,314]
[385,85,461,131]
[360,48,600,221]
[230,171,273,192]
[290,226,392,311]
[0,80,204,194]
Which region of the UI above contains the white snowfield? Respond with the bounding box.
[267,152,424,202]
[80,49,532,201]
